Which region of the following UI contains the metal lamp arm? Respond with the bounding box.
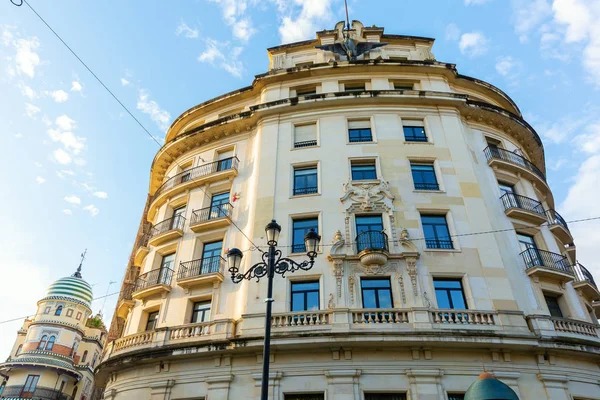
[229,248,315,283]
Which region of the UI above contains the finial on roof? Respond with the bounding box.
[73,249,87,278]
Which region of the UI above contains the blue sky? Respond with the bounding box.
[1,0,599,356]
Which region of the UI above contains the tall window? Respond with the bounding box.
[355,215,384,252]
[291,281,320,311]
[216,149,234,171]
[403,123,427,142]
[421,215,453,249]
[15,344,22,356]
[191,301,211,323]
[171,206,186,230]
[91,353,98,368]
[294,123,317,148]
[22,375,40,397]
[361,278,393,309]
[209,192,230,219]
[292,218,318,253]
[351,160,377,180]
[544,294,563,318]
[365,394,407,400]
[201,241,223,274]
[38,335,48,350]
[55,305,63,316]
[82,350,88,363]
[159,253,176,282]
[411,164,439,190]
[348,120,372,142]
[433,279,467,309]
[145,311,159,331]
[293,167,318,195]
[46,336,56,351]
[517,233,541,268]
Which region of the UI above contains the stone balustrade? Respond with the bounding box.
[113,330,155,352]
[527,314,600,342]
[271,310,331,327]
[430,309,496,325]
[351,309,409,324]
[551,317,599,337]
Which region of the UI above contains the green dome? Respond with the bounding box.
[46,276,93,308]
[465,373,519,400]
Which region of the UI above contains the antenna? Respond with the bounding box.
[73,249,87,278]
[344,0,350,31]
[101,281,116,316]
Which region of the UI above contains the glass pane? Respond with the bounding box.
[203,241,223,258]
[361,279,391,288]
[306,292,319,310]
[435,289,451,308]
[161,253,175,268]
[450,290,467,309]
[378,289,393,308]
[422,224,436,240]
[291,293,305,311]
[433,223,451,240]
[434,280,462,289]
[362,289,377,308]
[292,282,319,291]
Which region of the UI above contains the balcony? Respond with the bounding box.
[149,157,239,220]
[528,314,600,343]
[573,263,600,300]
[176,256,224,289]
[500,193,546,225]
[0,386,73,400]
[133,234,150,266]
[132,267,173,300]
[484,147,549,193]
[116,283,136,318]
[271,310,331,328]
[147,216,185,247]
[294,139,317,148]
[356,231,389,267]
[546,209,573,244]
[430,309,497,326]
[189,203,232,233]
[520,248,574,281]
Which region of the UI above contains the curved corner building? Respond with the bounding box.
[98,21,600,400]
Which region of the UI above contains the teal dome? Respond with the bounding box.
[46,276,93,308]
[465,372,519,400]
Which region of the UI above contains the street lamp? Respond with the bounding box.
[227,219,321,400]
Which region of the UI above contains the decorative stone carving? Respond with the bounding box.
[328,293,334,310]
[341,179,394,212]
[406,257,418,297]
[358,252,389,268]
[332,260,344,298]
[348,275,356,305]
[398,274,406,305]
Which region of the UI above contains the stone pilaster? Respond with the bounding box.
[406,369,443,400]
[325,369,361,400]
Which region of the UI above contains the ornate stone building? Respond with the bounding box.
[0,266,106,400]
[98,21,600,400]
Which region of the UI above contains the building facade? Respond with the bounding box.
[98,21,600,400]
[0,266,107,400]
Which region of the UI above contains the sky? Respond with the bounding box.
[1,0,599,357]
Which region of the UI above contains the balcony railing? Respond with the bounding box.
[520,248,573,275]
[356,231,389,253]
[294,140,317,148]
[135,267,173,292]
[484,146,546,182]
[1,385,73,400]
[546,209,570,232]
[430,310,496,325]
[113,330,155,352]
[414,182,440,190]
[500,193,545,215]
[551,317,599,337]
[119,283,135,301]
[271,310,331,327]
[153,156,239,199]
[574,263,598,288]
[425,239,454,249]
[149,216,185,239]
[351,309,409,324]
[190,203,232,225]
[177,256,224,280]
[293,186,318,196]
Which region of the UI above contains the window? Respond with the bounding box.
[46,336,56,351]
[38,335,48,350]
[209,192,230,219]
[55,305,63,316]
[361,278,393,309]
[447,394,465,400]
[201,241,223,274]
[76,312,82,320]
[293,167,318,195]
[159,253,176,284]
[411,164,439,190]
[517,233,541,268]
[22,375,40,397]
[393,81,414,90]
[66,309,73,317]
[294,123,317,148]
[355,215,384,252]
[295,61,314,68]
[348,120,372,143]
[191,301,211,323]
[344,82,366,92]
[43,306,50,314]
[545,294,563,318]
[284,394,324,400]
[351,160,377,180]
[421,215,453,249]
[434,279,467,309]
[216,149,234,171]
[171,206,186,230]
[82,350,88,363]
[91,353,98,368]
[365,394,407,400]
[292,218,318,253]
[15,344,22,356]
[403,121,427,142]
[499,183,520,209]
[145,311,159,331]
[295,86,317,96]
[291,281,320,311]
[180,161,194,182]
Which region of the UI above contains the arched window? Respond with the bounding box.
[91,353,98,368]
[46,336,56,351]
[38,335,48,350]
[81,350,88,363]
[55,306,63,316]
[15,344,22,356]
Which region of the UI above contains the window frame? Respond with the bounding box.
[347,119,373,143]
[360,278,394,309]
[55,305,63,316]
[433,278,468,310]
[410,163,439,191]
[293,122,318,149]
[46,335,56,351]
[291,217,319,254]
[364,393,407,400]
[350,159,378,181]
[191,300,212,323]
[145,310,159,331]
[290,280,320,312]
[22,375,40,395]
[544,294,564,318]
[421,214,454,249]
[293,166,319,196]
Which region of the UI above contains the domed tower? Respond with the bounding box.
[0,262,107,400]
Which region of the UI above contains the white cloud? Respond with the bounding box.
[198,38,244,78]
[465,0,492,4]
[71,81,82,92]
[209,0,256,42]
[83,204,99,217]
[495,56,518,76]
[74,158,86,167]
[35,176,45,184]
[56,169,75,179]
[136,89,172,132]
[1,27,42,78]
[445,23,461,41]
[24,103,40,119]
[459,32,489,56]
[81,182,96,192]
[47,89,69,103]
[53,148,72,165]
[120,78,130,86]
[64,195,81,205]
[278,0,332,44]
[55,115,76,131]
[19,83,37,99]
[511,0,552,42]
[14,133,23,139]
[62,209,72,215]
[34,162,43,168]
[548,157,569,171]
[176,21,199,39]
[48,129,86,154]
[93,191,108,199]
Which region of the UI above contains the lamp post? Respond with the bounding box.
[227,219,321,400]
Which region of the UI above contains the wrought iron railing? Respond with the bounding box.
[404,134,428,142]
[574,263,598,289]
[520,248,573,275]
[425,239,454,249]
[546,209,570,232]
[349,135,373,143]
[177,256,224,280]
[500,193,545,215]
[1,385,73,400]
[153,156,239,199]
[294,140,317,148]
[414,182,440,190]
[149,216,185,238]
[293,186,318,196]
[484,146,546,182]
[356,231,389,253]
[190,203,232,225]
[120,283,135,301]
[135,267,173,291]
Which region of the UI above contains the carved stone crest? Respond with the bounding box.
[341,179,394,212]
